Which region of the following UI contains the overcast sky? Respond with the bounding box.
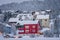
[0,0,44,5]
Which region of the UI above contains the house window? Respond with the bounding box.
[19,30,24,32]
[45,19,47,21]
[31,30,36,32]
[25,26,29,29]
[25,30,29,32]
[32,26,35,28]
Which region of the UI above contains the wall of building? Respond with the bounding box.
[41,19,49,28]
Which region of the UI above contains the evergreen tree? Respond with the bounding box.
[4,11,12,22]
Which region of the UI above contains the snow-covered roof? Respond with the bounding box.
[5,24,11,27]
[9,18,19,22]
[16,14,32,18]
[35,12,39,15]
[36,15,49,19]
[0,14,4,16]
[17,20,38,25]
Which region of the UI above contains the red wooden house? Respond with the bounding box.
[17,20,40,34]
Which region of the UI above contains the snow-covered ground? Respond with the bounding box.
[4,37,60,40]
[0,35,60,40]
[0,33,60,40]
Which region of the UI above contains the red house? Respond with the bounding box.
[17,20,40,34]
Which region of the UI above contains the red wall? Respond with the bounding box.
[18,24,39,34]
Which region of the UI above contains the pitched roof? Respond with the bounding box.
[36,15,49,19]
[17,20,38,25]
[9,18,19,22]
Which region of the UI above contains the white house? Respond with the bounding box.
[8,13,33,26]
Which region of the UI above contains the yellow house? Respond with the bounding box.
[36,15,49,28]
